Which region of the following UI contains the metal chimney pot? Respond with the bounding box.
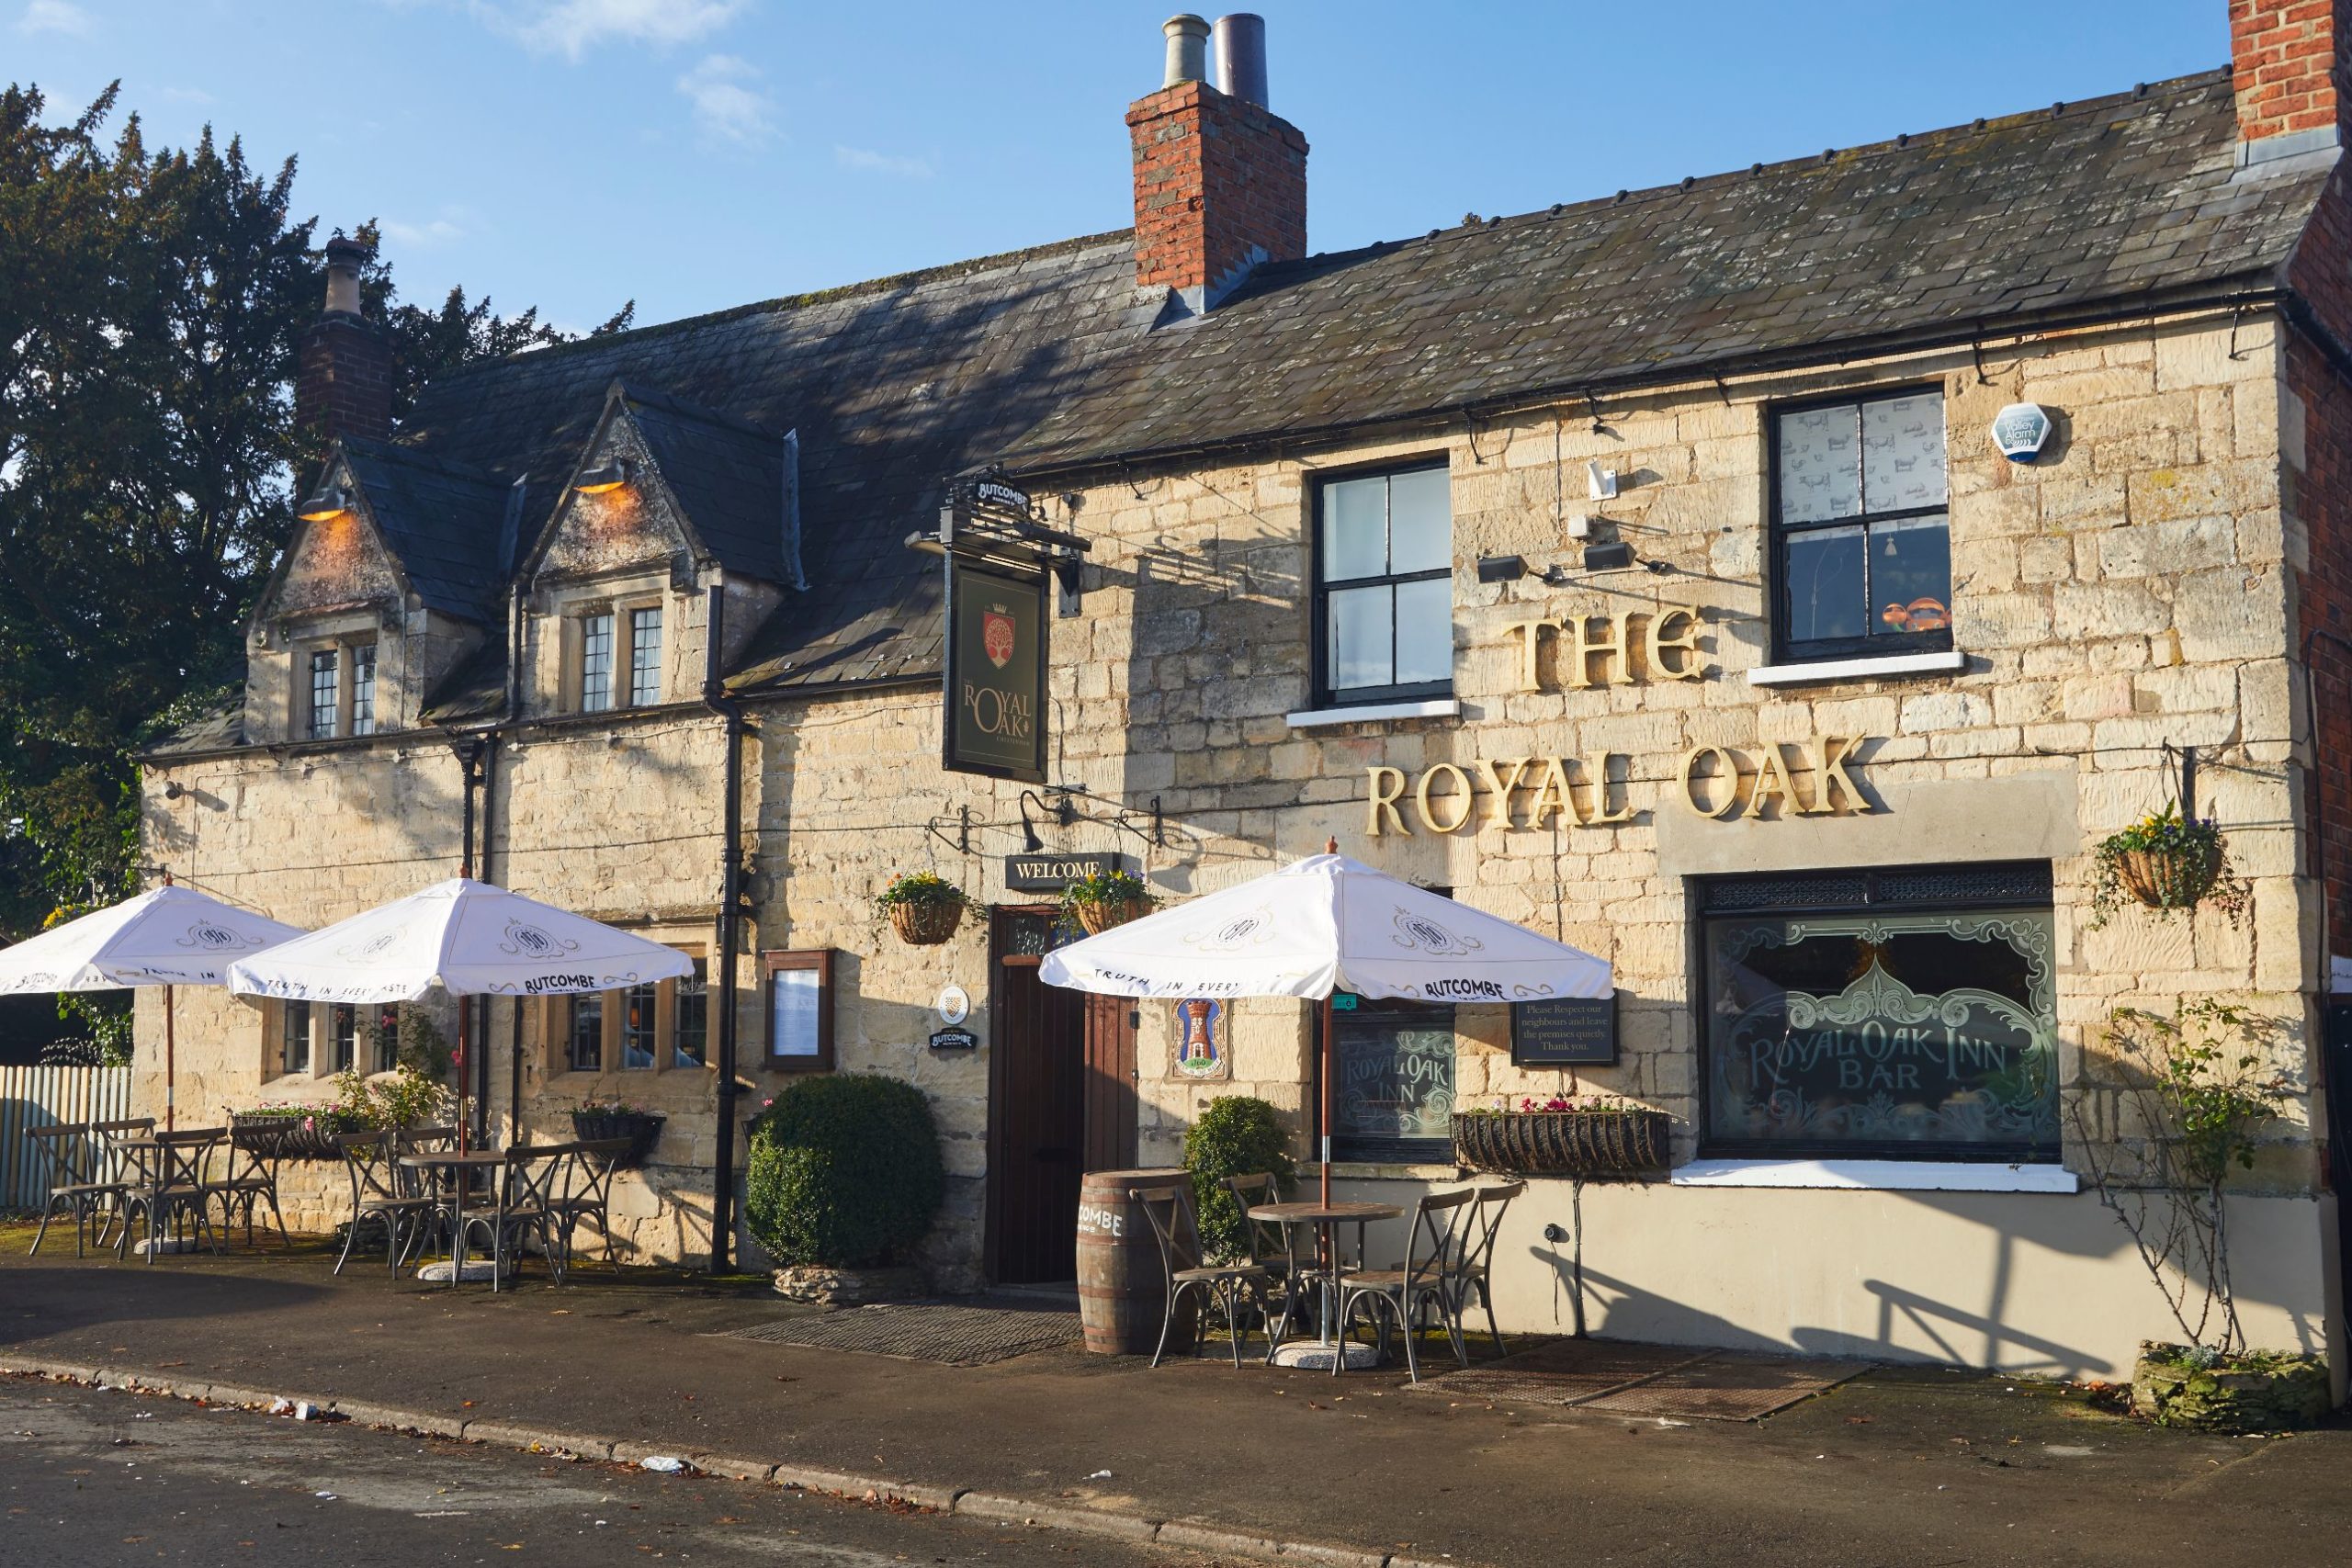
[1211,13,1267,108]
[1162,14,1210,87]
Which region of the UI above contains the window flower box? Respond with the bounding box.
[1453,1103,1669,1179]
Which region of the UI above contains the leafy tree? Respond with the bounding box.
[0,82,628,1059]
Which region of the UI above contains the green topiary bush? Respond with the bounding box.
[1182,1095,1296,1264]
[746,1075,945,1269]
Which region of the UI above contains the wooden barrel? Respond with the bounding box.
[1076,1167,1197,1356]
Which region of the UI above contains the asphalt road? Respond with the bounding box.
[0,1378,1230,1567]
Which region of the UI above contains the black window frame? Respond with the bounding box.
[1695,861,2059,1164]
[1767,386,1952,665]
[1308,457,1455,709]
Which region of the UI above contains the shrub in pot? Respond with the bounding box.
[1182,1095,1295,1264]
[1058,868,1154,936]
[747,1075,945,1293]
[875,871,967,946]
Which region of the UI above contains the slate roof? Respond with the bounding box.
[613,383,791,585]
[339,438,511,622]
[1005,69,2333,471]
[203,65,2335,743]
[390,231,1147,700]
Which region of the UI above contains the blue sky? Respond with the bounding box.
[15,1,2228,334]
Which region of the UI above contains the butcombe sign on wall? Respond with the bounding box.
[944,555,1048,782]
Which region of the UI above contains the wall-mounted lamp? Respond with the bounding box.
[1476,554,1527,583]
[573,458,634,495]
[297,487,351,523]
[1017,787,1077,852]
[1581,540,1636,571]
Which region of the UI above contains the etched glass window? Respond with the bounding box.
[579,614,615,712]
[1772,391,1950,660]
[1315,464,1453,705]
[1327,995,1456,1161]
[1702,890,2058,1160]
[350,643,377,736]
[628,606,662,706]
[307,649,339,739]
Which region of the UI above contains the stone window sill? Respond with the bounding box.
[1312,1160,1463,1182]
[1285,697,1460,729]
[1746,650,1967,687]
[1669,1157,2077,1193]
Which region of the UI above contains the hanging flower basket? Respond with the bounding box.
[2089,806,2248,927]
[876,872,968,947]
[1453,1105,1670,1179]
[571,1104,665,1168]
[1059,868,1155,936]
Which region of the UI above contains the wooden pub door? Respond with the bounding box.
[988,910,1137,1285]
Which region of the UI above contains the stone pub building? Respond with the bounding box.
[141,5,2352,1382]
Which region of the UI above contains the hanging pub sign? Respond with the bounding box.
[1511,993,1618,1066]
[944,555,1048,783]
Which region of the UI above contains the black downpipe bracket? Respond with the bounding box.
[702,582,748,1272]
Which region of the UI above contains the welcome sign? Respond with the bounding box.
[944,557,1047,782]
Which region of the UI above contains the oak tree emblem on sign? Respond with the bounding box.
[982,604,1015,670]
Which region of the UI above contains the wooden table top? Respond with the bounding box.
[397,1151,506,1168]
[1249,1201,1402,1223]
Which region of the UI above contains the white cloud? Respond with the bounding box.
[379,215,467,248]
[159,85,215,105]
[677,53,773,144]
[479,0,745,62]
[834,145,933,180]
[17,1,93,37]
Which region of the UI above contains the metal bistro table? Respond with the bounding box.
[1249,1200,1402,1370]
[398,1149,507,1285]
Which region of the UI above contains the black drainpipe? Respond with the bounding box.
[701,579,748,1272]
[455,734,490,1146]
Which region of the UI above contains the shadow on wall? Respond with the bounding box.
[1523,1183,2145,1381]
[0,1265,330,1349]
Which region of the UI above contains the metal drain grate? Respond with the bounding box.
[712,1302,1080,1366]
[1411,1337,1870,1421]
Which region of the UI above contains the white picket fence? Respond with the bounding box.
[0,1065,133,1209]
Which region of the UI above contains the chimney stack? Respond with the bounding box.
[1128,12,1306,315]
[296,233,393,449]
[2232,0,2349,164]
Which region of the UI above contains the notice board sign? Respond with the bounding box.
[944,557,1047,782]
[1511,994,1618,1066]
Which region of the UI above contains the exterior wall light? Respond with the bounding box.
[297,487,351,522]
[1476,554,1528,583]
[1581,540,1636,571]
[574,458,634,494]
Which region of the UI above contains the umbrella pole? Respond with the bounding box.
[164,985,175,1134]
[1319,993,1334,1208]
[456,998,469,1154]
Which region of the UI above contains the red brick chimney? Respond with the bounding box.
[1127,13,1306,314]
[296,234,392,447]
[2233,0,2349,164]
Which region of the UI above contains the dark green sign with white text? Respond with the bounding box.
[944,557,1047,782]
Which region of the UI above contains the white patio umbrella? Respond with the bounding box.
[1043,844,1612,1202]
[0,879,304,1130]
[227,877,694,1149]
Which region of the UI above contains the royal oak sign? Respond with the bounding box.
[944,556,1048,783]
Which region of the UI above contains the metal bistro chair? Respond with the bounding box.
[1221,1171,1306,1344]
[482,1144,568,1291]
[545,1138,629,1274]
[1130,1181,1276,1370]
[212,1124,293,1252]
[119,1127,227,1264]
[333,1131,434,1277]
[27,1124,119,1257]
[81,1118,156,1251]
[1454,1179,1524,1359]
[1336,1186,1477,1383]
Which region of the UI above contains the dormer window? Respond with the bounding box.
[573,601,663,714]
[301,638,379,739]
